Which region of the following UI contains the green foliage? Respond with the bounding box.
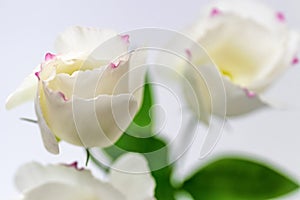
[104,75,176,200]
[97,74,299,200]
[182,157,299,200]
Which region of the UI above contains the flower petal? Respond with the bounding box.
[55,26,116,54]
[35,86,59,154]
[249,30,300,91]
[183,63,226,123]
[109,153,156,200]
[223,78,268,116]
[21,183,98,200]
[6,66,39,109]
[197,0,285,32]
[193,14,286,89]
[126,50,148,108]
[72,94,138,147]
[15,162,124,200]
[55,26,128,62]
[42,76,138,148]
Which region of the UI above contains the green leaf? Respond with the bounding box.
[182,157,299,200]
[133,74,153,128]
[105,133,175,200]
[103,74,176,200]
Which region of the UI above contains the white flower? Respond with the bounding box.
[6,26,146,154]
[14,153,156,200]
[185,0,300,121]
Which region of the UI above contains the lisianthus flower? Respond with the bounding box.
[6,26,146,154]
[14,153,156,200]
[184,0,299,121]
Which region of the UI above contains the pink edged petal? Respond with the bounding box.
[210,8,221,17]
[6,66,40,109]
[45,52,56,61]
[109,153,156,200]
[276,12,286,22]
[121,34,130,44]
[223,78,268,116]
[35,88,59,154]
[54,26,128,62]
[41,83,84,146]
[72,94,138,148]
[292,57,299,65]
[15,163,124,200]
[42,76,138,147]
[249,30,300,91]
[203,0,285,30]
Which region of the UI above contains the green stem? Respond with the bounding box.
[20,118,38,123]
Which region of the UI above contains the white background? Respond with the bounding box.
[1,0,300,199]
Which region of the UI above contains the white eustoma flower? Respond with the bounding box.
[185,0,300,121]
[6,26,146,154]
[14,153,156,200]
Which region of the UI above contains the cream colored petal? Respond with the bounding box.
[184,62,267,118]
[72,94,138,147]
[249,30,300,91]
[223,78,268,116]
[47,58,131,99]
[55,26,117,54]
[55,26,128,63]
[35,86,59,154]
[21,183,97,200]
[109,153,156,200]
[94,59,130,95]
[183,63,226,124]
[199,0,285,32]
[40,56,141,148]
[125,50,148,109]
[195,15,284,89]
[15,162,124,200]
[6,66,39,109]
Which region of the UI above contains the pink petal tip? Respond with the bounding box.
[64,162,84,171]
[243,88,256,98]
[45,52,56,61]
[185,49,192,59]
[210,8,221,17]
[34,71,40,80]
[109,61,121,69]
[292,57,299,65]
[121,34,130,43]
[58,91,68,101]
[276,12,285,22]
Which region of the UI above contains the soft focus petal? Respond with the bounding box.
[21,183,98,200]
[6,67,39,109]
[127,50,148,108]
[109,153,156,200]
[201,0,284,31]
[193,14,285,89]
[15,162,124,200]
[55,26,128,62]
[183,63,226,123]
[249,30,300,91]
[223,78,268,116]
[55,26,117,54]
[35,87,59,154]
